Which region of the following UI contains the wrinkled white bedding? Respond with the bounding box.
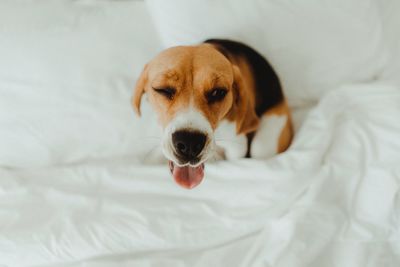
[1,83,399,267]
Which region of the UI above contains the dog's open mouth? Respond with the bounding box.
[169,161,205,189]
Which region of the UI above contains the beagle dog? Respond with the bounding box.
[133,39,293,189]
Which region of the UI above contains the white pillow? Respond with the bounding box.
[146,0,388,107]
[0,0,162,167]
[378,0,400,86]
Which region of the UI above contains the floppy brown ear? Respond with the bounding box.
[132,64,149,116]
[231,65,260,135]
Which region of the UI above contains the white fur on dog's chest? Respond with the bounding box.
[251,114,287,159]
[215,114,287,160]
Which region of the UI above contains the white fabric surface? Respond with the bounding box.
[1,83,399,267]
[146,0,389,108]
[1,1,400,266]
[0,0,161,168]
[378,0,400,86]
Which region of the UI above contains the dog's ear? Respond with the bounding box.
[231,65,260,135]
[132,64,149,116]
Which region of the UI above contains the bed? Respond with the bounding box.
[1,1,399,266]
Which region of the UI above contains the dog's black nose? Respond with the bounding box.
[172,130,207,161]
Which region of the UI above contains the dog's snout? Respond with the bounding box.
[172,130,207,161]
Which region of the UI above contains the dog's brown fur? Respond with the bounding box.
[133,43,292,154]
[133,44,259,134]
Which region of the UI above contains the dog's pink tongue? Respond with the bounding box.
[171,162,204,189]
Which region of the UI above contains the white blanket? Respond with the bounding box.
[1,83,399,267]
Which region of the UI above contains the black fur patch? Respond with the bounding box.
[204,39,283,117]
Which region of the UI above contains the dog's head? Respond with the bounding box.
[132,44,259,188]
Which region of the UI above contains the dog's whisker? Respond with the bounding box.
[215,137,239,141]
[214,138,243,145]
[137,136,162,140]
[136,137,162,145]
[142,144,161,163]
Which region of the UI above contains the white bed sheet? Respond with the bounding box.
[1,83,399,267]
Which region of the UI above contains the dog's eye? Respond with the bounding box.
[153,87,176,100]
[206,88,228,104]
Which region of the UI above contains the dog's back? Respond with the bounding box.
[205,39,293,157]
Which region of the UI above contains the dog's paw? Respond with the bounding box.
[208,146,226,162]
